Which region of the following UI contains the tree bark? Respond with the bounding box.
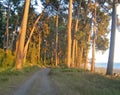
[38,31,42,62]
[84,32,91,70]
[71,19,78,67]
[77,47,83,68]
[15,0,30,69]
[55,14,59,66]
[67,0,72,68]
[91,33,95,72]
[75,40,78,67]
[4,1,10,53]
[91,2,97,72]
[106,2,116,75]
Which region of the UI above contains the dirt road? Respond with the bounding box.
[14,68,59,95]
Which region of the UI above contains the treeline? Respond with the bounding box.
[0,0,119,75]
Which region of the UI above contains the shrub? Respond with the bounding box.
[0,49,15,69]
[58,63,67,68]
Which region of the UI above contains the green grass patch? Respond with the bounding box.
[50,68,120,95]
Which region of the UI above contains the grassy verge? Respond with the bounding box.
[0,66,40,95]
[50,68,120,95]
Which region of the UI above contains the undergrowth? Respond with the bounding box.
[0,65,40,82]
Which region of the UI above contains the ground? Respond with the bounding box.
[13,68,60,95]
[1,67,120,95]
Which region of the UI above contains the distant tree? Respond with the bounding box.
[0,0,23,52]
[71,1,81,68]
[4,0,11,53]
[70,0,110,70]
[0,3,5,48]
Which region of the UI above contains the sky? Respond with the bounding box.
[91,5,120,63]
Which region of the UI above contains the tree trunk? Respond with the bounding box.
[91,34,95,72]
[72,2,81,68]
[4,1,10,53]
[91,2,97,72]
[84,32,91,70]
[71,19,78,67]
[44,49,46,65]
[38,31,42,62]
[67,0,72,68]
[15,0,30,69]
[75,40,78,67]
[106,2,116,75]
[23,11,44,63]
[77,47,83,68]
[55,14,59,66]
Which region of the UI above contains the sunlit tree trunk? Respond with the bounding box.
[67,0,72,68]
[38,31,42,62]
[15,0,30,69]
[75,40,78,67]
[84,0,92,70]
[71,40,75,67]
[91,2,97,72]
[72,2,81,68]
[91,33,96,72]
[77,47,83,68]
[55,14,59,66]
[84,31,90,70]
[106,2,117,75]
[23,12,43,63]
[71,19,78,67]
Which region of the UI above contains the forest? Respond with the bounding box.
[0,0,120,95]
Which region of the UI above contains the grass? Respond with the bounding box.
[50,68,120,95]
[0,66,40,95]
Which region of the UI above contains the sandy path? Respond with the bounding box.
[14,68,59,95]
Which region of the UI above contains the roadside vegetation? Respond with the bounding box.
[50,68,120,95]
[0,66,40,95]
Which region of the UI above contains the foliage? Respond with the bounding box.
[96,37,109,51]
[96,10,110,52]
[0,49,15,70]
[26,11,50,65]
[0,2,5,48]
[0,0,24,49]
[27,42,39,64]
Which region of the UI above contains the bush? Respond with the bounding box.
[0,76,9,81]
[0,49,5,64]
[58,63,67,68]
[23,65,40,73]
[0,49,15,69]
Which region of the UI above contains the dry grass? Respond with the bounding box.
[95,67,120,74]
